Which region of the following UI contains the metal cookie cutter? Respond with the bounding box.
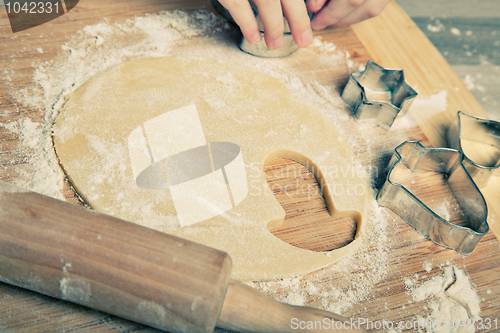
[446,111,500,189]
[341,61,418,130]
[377,141,489,254]
[212,0,313,57]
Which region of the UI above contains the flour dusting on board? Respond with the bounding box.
[248,202,392,316]
[3,8,359,197]
[3,6,476,327]
[0,117,65,199]
[404,263,481,333]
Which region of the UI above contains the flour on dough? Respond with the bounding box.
[53,57,372,281]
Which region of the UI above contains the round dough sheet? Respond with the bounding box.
[53,57,371,281]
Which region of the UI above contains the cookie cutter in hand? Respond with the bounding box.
[446,111,500,189]
[212,0,313,57]
[341,61,418,130]
[377,141,489,255]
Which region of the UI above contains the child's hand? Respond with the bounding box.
[216,0,391,50]
[217,0,313,50]
[307,0,391,30]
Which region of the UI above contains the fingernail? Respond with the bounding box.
[299,29,313,47]
[308,0,319,12]
[311,22,327,31]
[250,31,262,44]
[270,35,283,50]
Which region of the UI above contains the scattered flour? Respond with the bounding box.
[3,6,479,330]
[248,203,393,316]
[462,74,486,92]
[404,264,481,333]
[463,74,476,90]
[0,117,65,199]
[2,8,232,198]
[3,8,364,199]
[5,12,391,314]
[427,19,445,33]
[451,28,462,36]
[412,90,448,114]
[424,261,433,273]
[433,199,452,221]
[409,90,448,127]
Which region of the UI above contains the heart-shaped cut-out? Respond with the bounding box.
[265,158,358,252]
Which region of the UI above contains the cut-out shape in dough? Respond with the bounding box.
[52,57,372,281]
[265,158,358,252]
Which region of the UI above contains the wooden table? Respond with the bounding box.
[1,1,499,332]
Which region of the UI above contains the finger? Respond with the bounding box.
[282,0,313,47]
[311,0,365,30]
[333,0,390,26]
[306,0,329,13]
[218,0,262,44]
[253,0,285,50]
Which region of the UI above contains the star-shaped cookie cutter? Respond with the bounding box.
[341,61,418,130]
[377,141,489,255]
[446,111,500,189]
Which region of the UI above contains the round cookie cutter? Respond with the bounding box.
[212,0,313,57]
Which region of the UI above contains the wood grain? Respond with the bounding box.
[265,158,357,252]
[389,164,469,228]
[352,1,490,147]
[217,280,363,333]
[0,183,364,333]
[1,0,499,332]
[351,0,500,243]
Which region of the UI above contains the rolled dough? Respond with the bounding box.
[53,57,372,281]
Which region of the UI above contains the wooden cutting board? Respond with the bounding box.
[1,1,499,332]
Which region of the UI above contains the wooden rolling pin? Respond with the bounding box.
[0,182,365,333]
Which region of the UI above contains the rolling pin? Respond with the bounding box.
[0,182,365,333]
